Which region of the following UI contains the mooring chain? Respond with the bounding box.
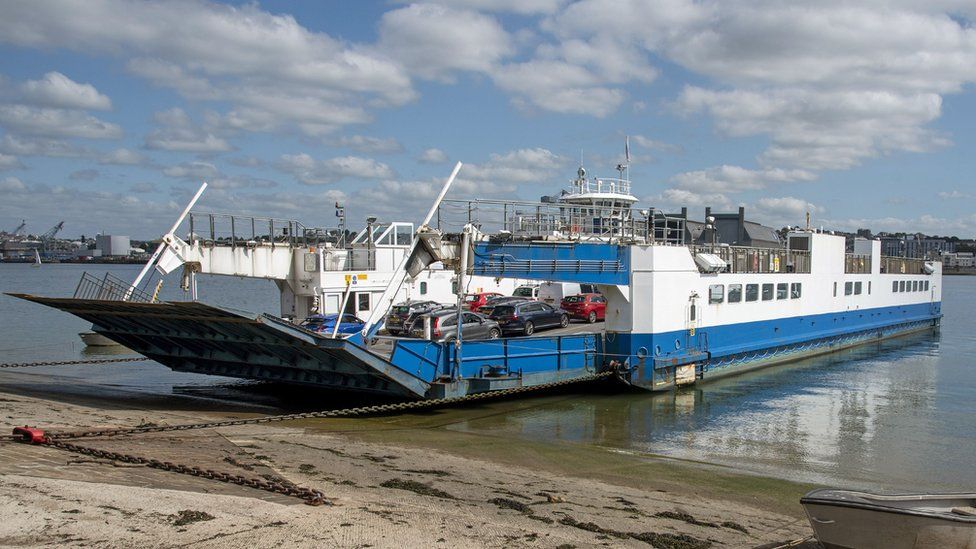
[49,371,615,440]
[45,437,328,506]
[10,371,613,506]
[0,357,147,368]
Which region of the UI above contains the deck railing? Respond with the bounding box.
[73,272,155,302]
[697,245,812,274]
[880,256,929,274]
[845,253,872,274]
[185,212,340,249]
[437,199,685,245]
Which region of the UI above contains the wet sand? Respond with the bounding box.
[0,386,815,548]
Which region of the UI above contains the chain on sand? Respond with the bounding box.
[9,370,614,505]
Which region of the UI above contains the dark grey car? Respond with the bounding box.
[410,309,501,342]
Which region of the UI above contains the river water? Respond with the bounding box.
[1,263,974,491]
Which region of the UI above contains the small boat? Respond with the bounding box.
[801,488,976,548]
[79,331,121,347]
[31,249,41,267]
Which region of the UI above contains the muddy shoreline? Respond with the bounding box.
[0,385,815,548]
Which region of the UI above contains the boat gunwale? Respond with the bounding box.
[801,489,976,524]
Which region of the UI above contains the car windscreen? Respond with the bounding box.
[513,287,534,297]
[392,306,411,314]
[492,305,515,316]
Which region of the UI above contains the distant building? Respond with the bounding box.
[880,235,955,258]
[942,251,975,268]
[95,235,131,256]
[678,207,782,248]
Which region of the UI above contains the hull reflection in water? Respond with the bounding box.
[446,330,949,491]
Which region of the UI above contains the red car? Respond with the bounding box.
[464,291,502,312]
[560,293,606,323]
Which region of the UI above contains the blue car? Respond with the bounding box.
[301,313,366,336]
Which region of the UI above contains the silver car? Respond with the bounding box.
[410,309,501,342]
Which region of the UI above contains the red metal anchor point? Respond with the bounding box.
[12,426,47,444]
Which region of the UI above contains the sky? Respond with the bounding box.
[1,0,975,240]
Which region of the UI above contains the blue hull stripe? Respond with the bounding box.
[607,302,942,364]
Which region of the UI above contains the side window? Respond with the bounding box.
[892,281,898,292]
[709,284,724,304]
[776,283,788,300]
[854,281,862,295]
[728,284,743,302]
[761,283,773,301]
[791,282,802,299]
[868,281,872,294]
[845,281,853,296]
[913,281,919,292]
[899,280,906,292]
[746,284,759,302]
[441,315,457,327]
[463,312,480,323]
[833,281,838,297]
[358,293,370,311]
[924,281,930,291]
[419,281,428,295]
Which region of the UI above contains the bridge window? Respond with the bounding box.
[845,281,853,296]
[791,283,802,299]
[761,283,773,301]
[854,281,862,295]
[892,281,898,292]
[776,283,788,300]
[728,284,742,302]
[709,284,724,304]
[746,284,759,302]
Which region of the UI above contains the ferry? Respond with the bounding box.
[12,160,942,398]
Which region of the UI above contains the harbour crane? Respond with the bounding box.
[39,221,64,241]
[9,220,26,236]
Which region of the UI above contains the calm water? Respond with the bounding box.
[1,263,974,490]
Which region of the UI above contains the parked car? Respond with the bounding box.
[402,303,452,334]
[539,283,600,305]
[386,300,442,335]
[487,301,569,336]
[301,313,365,336]
[409,309,501,342]
[477,295,529,316]
[560,293,607,323]
[512,285,539,299]
[463,291,503,312]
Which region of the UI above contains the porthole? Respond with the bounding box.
[674,339,681,350]
[636,347,648,359]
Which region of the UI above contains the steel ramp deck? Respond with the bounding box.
[9,295,430,398]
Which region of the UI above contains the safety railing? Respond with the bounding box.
[185,212,341,249]
[880,256,929,274]
[73,272,155,303]
[845,254,872,274]
[697,245,812,274]
[437,199,685,245]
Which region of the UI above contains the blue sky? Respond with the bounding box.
[1,0,975,239]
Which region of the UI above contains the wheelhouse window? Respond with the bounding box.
[709,284,724,304]
[790,283,802,299]
[728,284,743,303]
[776,283,788,300]
[745,284,759,302]
[761,283,774,301]
[854,281,862,295]
[845,281,853,296]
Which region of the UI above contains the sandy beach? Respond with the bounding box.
[0,389,815,548]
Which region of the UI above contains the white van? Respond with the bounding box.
[512,284,539,299]
[538,282,599,305]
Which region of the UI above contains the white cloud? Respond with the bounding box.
[463,148,567,183]
[0,105,122,139]
[20,71,111,110]
[99,148,147,166]
[938,190,970,199]
[653,188,733,211]
[416,0,566,15]
[0,153,23,170]
[145,108,231,153]
[0,176,27,192]
[378,4,514,81]
[630,134,682,154]
[0,0,415,136]
[332,135,404,154]
[276,153,395,185]
[0,135,90,157]
[418,148,449,164]
[672,165,816,193]
[162,161,219,180]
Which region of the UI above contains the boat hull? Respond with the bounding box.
[802,489,976,549]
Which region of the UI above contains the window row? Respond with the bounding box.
[709,282,801,304]
[893,280,929,293]
[831,280,873,297]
